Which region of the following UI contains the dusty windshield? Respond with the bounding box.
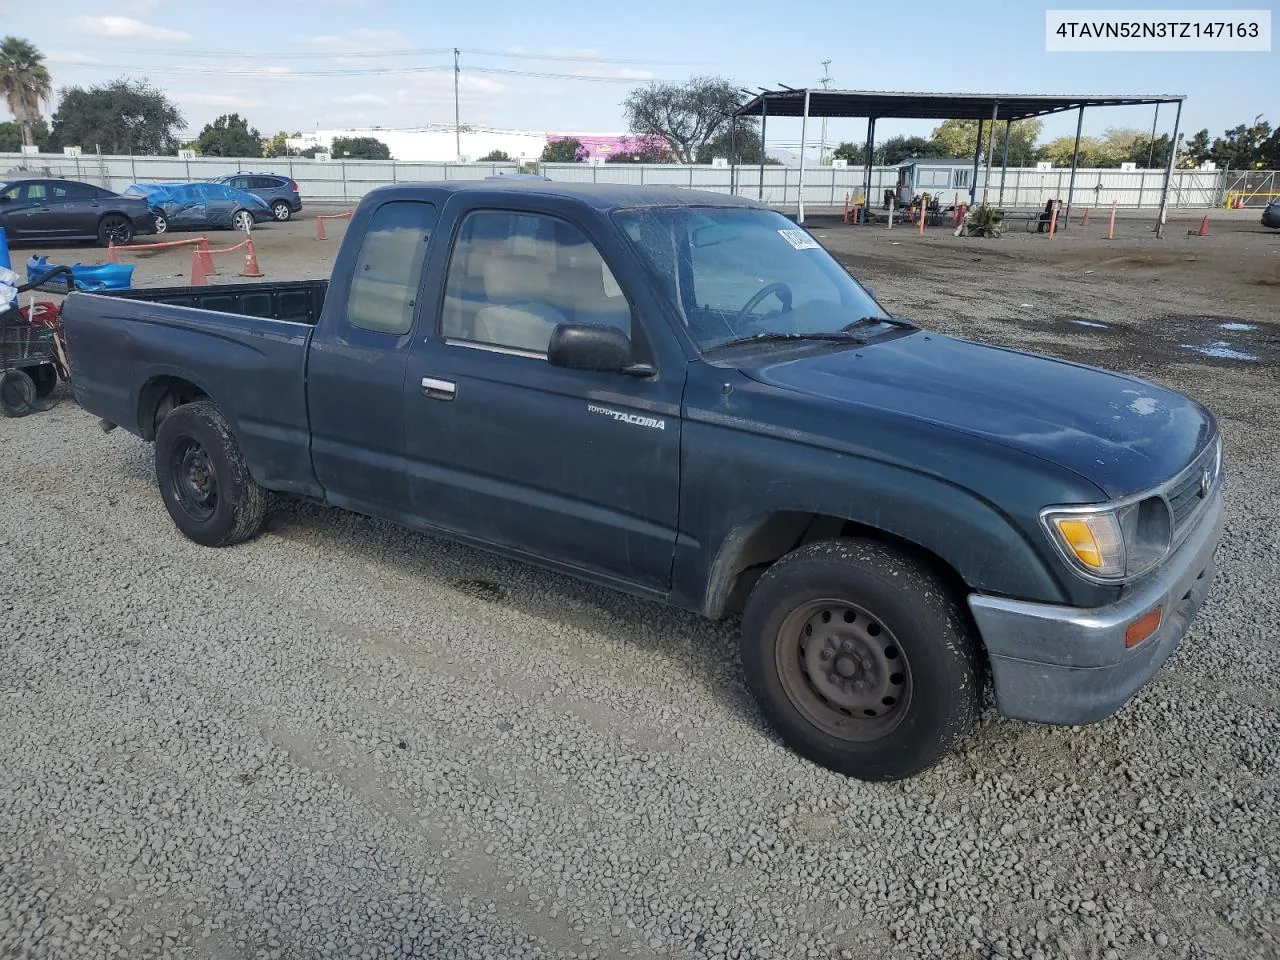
[614,206,892,350]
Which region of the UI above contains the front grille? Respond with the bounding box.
[1165,440,1220,539]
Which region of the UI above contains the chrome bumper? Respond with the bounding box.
[968,489,1224,725]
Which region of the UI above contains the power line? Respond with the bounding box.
[55,45,693,65]
[817,59,832,164]
[46,61,648,82]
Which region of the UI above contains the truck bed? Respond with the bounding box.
[62,280,324,497]
[93,280,328,326]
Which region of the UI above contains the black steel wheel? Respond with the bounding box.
[154,401,267,546]
[0,369,37,417]
[775,599,913,742]
[741,539,984,781]
[97,214,133,247]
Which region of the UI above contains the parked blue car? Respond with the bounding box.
[211,173,302,222]
[122,182,273,234]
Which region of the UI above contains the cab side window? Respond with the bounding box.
[440,210,630,356]
[347,200,438,336]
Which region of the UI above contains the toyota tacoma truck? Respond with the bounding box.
[60,182,1224,781]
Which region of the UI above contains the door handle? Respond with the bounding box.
[421,376,456,401]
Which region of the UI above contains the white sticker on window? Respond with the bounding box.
[601,262,624,298]
[778,228,820,250]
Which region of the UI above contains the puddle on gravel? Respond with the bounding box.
[1070,320,1110,329]
[1218,322,1256,332]
[1179,341,1260,362]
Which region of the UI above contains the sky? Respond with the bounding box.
[1,0,1277,152]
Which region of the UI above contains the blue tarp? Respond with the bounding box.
[123,181,270,230]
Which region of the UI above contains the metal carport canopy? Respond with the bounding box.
[733,89,1185,120]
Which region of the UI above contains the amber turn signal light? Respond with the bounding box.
[1124,606,1162,648]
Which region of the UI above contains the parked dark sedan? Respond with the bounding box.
[0,178,159,246]
[1262,200,1280,229]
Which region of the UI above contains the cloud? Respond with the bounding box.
[335,93,390,107]
[180,93,269,109]
[71,15,191,42]
[45,50,106,66]
[301,28,406,52]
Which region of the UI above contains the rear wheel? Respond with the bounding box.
[232,209,254,233]
[97,214,133,247]
[154,401,267,547]
[0,369,37,417]
[741,539,983,781]
[271,200,291,222]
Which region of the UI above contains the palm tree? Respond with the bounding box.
[0,36,53,147]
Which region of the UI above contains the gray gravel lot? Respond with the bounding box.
[1,217,1278,960]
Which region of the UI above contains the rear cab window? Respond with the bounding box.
[440,209,631,356]
[346,201,439,335]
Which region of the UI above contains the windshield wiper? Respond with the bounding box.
[841,315,916,332]
[711,330,871,349]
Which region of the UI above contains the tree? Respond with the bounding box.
[478,149,512,162]
[1035,135,1110,167]
[0,117,51,152]
[541,137,586,163]
[608,135,674,164]
[930,118,1042,166]
[50,78,183,155]
[0,36,52,147]
[622,76,740,164]
[870,135,949,165]
[695,122,770,165]
[1181,129,1211,167]
[263,131,290,158]
[1209,118,1272,170]
[331,136,390,160]
[195,113,262,158]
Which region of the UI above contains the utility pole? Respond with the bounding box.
[817,59,832,165]
[454,48,461,161]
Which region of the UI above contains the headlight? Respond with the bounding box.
[1042,496,1172,582]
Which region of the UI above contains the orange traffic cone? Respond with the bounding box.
[1081,208,1090,226]
[197,236,216,276]
[1197,214,1209,236]
[190,246,210,286]
[240,237,263,278]
[315,216,327,241]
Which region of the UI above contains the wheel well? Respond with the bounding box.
[138,376,208,440]
[712,512,970,619]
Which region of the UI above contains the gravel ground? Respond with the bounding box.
[1,215,1278,960]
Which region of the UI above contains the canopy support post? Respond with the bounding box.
[1065,105,1085,227]
[998,119,1012,206]
[969,118,983,205]
[862,116,875,225]
[797,89,811,223]
[758,96,768,201]
[1157,99,1183,239]
[980,101,999,205]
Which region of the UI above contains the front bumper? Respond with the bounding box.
[968,489,1223,725]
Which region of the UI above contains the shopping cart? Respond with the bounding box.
[1,265,73,418]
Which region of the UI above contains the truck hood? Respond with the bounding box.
[738,331,1214,498]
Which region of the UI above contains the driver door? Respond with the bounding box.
[403,206,685,591]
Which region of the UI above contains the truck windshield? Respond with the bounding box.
[614,206,894,351]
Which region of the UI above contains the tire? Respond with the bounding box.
[154,401,267,547]
[232,209,254,233]
[25,363,58,399]
[0,369,38,418]
[271,200,292,222]
[740,539,983,782]
[153,213,168,235]
[97,214,133,247]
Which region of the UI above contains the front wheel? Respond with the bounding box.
[741,539,984,781]
[232,209,254,233]
[271,200,291,222]
[152,212,168,235]
[154,401,267,547]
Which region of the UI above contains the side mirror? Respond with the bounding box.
[865,286,877,301]
[548,323,644,374]
[0,194,10,203]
